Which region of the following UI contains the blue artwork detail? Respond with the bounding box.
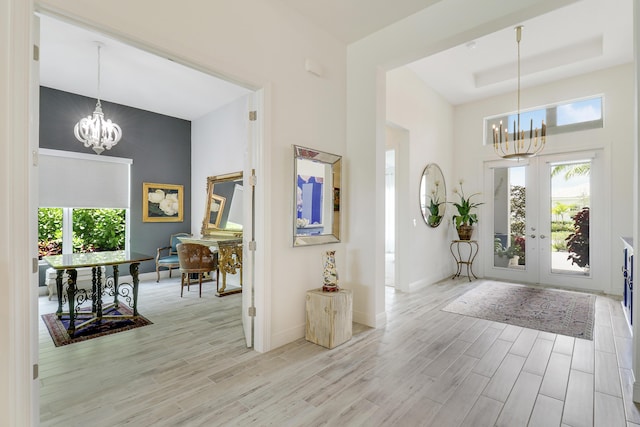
[297,175,323,224]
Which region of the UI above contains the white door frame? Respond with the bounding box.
[483,149,609,293]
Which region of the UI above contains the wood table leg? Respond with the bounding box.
[66,269,78,337]
[55,269,64,318]
[130,263,140,316]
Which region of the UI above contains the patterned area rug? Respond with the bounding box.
[42,305,153,347]
[442,281,595,340]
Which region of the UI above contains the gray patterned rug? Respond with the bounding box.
[442,281,595,340]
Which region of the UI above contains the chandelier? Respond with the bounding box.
[74,43,122,155]
[493,26,546,160]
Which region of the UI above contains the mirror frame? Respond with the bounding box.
[420,163,446,228]
[293,145,342,247]
[201,171,244,238]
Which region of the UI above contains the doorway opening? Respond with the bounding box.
[34,11,267,420]
[385,148,396,287]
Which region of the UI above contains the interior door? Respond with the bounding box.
[484,150,605,292]
[31,13,41,419]
[242,90,262,348]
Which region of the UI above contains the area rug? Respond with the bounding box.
[42,305,153,347]
[442,281,595,340]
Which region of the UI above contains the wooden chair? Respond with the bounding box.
[176,243,219,297]
[155,232,191,282]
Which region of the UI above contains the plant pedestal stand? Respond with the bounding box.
[450,240,479,281]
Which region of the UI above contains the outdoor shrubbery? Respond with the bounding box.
[566,207,589,268]
[38,208,126,259]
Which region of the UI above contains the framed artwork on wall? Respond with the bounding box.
[143,182,184,222]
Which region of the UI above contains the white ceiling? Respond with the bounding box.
[39,15,252,121]
[39,0,634,118]
[405,0,634,105]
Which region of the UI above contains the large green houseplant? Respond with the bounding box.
[450,180,483,240]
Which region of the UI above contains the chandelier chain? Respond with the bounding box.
[73,43,122,154]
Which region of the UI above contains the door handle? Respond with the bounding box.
[539,234,547,239]
[529,234,536,238]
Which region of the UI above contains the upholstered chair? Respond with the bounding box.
[176,243,219,297]
[155,232,191,282]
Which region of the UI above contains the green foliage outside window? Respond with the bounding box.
[72,209,126,253]
[38,208,62,258]
[509,185,526,237]
[38,208,126,258]
[566,207,589,268]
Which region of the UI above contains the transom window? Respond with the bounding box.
[485,96,603,145]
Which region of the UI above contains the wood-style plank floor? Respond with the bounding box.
[39,277,640,426]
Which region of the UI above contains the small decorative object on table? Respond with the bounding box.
[322,250,339,292]
[450,179,483,240]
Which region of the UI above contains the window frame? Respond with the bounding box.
[485,96,603,145]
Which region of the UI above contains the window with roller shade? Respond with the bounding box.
[38,149,132,257]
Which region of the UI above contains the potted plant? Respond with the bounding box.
[427,191,444,227]
[494,238,519,267]
[450,180,483,240]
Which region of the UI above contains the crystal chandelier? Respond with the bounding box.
[493,26,546,160]
[74,43,122,155]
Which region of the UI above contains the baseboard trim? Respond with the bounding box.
[271,324,305,350]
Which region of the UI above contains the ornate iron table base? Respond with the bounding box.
[45,251,153,338]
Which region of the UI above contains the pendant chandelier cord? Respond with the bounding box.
[96,45,102,107]
[516,26,521,141]
[492,25,546,160]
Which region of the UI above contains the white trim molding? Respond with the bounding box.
[0,0,37,425]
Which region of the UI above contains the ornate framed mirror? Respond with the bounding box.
[419,163,446,227]
[201,171,244,238]
[293,145,341,246]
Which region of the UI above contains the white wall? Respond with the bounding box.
[191,96,248,236]
[1,0,36,424]
[454,64,634,294]
[386,66,455,288]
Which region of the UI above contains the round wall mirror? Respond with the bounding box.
[420,163,446,227]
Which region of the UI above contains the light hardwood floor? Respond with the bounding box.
[39,277,640,426]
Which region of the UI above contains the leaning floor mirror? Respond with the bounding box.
[293,145,342,246]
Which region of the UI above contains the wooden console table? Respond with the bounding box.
[450,240,479,281]
[305,288,352,349]
[43,250,153,337]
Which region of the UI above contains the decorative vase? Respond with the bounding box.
[322,250,339,292]
[456,225,474,240]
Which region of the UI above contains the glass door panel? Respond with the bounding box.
[484,161,538,284]
[549,161,590,276]
[492,166,527,270]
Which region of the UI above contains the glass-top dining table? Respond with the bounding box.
[43,250,153,337]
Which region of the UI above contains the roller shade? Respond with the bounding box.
[39,149,132,208]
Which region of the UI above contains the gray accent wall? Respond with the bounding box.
[39,86,192,275]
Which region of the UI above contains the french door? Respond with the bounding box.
[483,150,606,292]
